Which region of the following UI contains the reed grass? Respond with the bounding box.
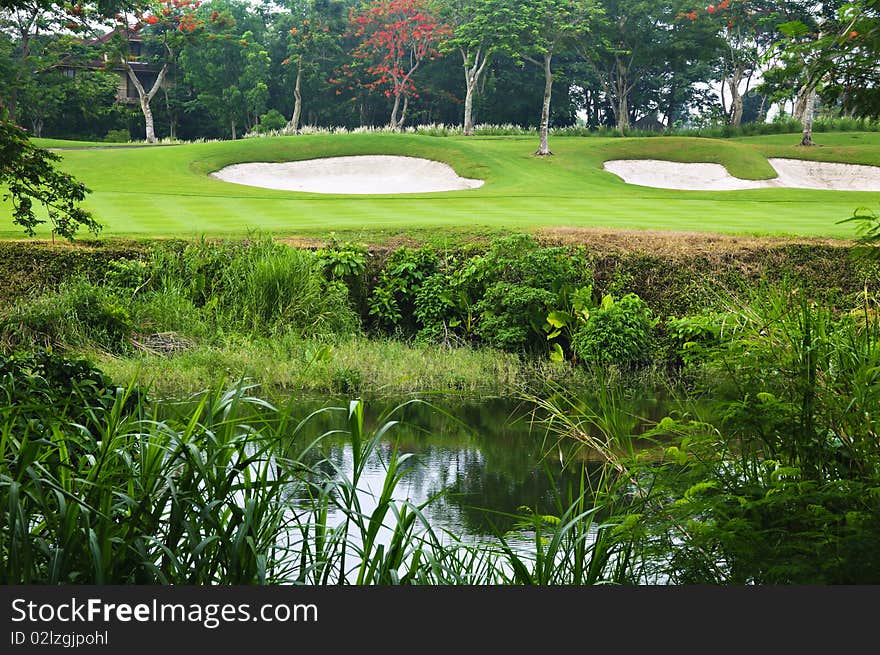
[0,365,631,585]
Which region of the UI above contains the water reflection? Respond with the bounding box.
[285,395,615,539]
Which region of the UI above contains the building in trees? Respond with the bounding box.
[55,28,165,106]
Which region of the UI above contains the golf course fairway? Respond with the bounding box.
[7,131,880,240]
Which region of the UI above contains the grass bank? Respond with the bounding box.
[91,336,557,399]
[1,232,876,398]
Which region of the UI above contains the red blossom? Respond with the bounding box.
[345,0,449,104]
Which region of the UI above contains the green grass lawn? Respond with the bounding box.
[5,131,880,240]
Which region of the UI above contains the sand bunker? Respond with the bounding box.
[210,155,484,194]
[603,158,880,191]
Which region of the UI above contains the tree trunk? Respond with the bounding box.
[231,119,237,140]
[398,95,409,130]
[10,23,33,122]
[799,87,816,146]
[389,92,402,130]
[32,117,42,137]
[140,96,156,143]
[666,82,678,129]
[462,69,477,136]
[728,66,745,127]
[163,85,176,140]
[535,52,553,156]
[9,87,18,124]
[461,47,488,137]
[125,60,169,144]
[616,93,629,135]
[287,59,303,133]
[615,58,630,135]
[793,82,815,124]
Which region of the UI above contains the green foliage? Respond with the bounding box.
[841,205,880,259]
[603,288,880,584]
[571,293,654,368]
[254,108,288,134]
[368,246,439,331]
[316,241,368,280]
[456,234,593,352]
[474,283,556,350]
[665,310,736,368]
[103,257,149,293]
[222,242,355,336]
[103,129,131,143]
[0,349,120,429]
[0,112,101,239]
[0,241,147,305]
[0,277,133,353]
[147,238,358,338]
[413,272,455,341]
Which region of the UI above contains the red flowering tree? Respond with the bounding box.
[348,0,450,130]
[112,0,202,142]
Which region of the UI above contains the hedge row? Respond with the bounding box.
[2,236,876,322]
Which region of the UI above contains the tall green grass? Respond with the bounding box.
[148,237,358,338]
[0,355,630,585]
[531,284,880,584]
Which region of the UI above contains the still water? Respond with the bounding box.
[282,393,665,541]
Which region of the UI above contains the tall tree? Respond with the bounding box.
[109,0,203,143]
[281,0,343,133]
[680,0,795,127]
[578,0,679,135]
[826,0,880,117]
[439,0,525,135]
[771,2,869,145]
[12,33,118,137]
[348,0,450,131]
[179,0,271,138]
[517,0,595,155]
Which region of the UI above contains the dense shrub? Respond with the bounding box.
[0,241,147,305]
[571,293,654,368]
[368,246,440,332]
[444,235,592,352]
[0,277,133,353]
[253,109,288,134]
[0,349,119,425]
[619,290,880,583]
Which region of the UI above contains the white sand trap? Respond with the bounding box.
[603,158,880,191]
[210,155,484,194]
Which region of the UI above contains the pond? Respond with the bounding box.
[279,392,670,541]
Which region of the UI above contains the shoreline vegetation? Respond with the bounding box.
[2,225,880,584]
[1,229,876,396]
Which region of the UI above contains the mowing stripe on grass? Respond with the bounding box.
[3,133,878,239]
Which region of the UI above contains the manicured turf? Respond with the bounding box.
[5,132,880,239]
